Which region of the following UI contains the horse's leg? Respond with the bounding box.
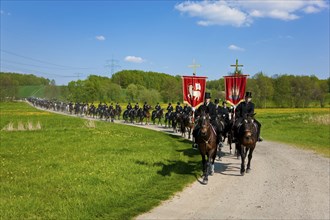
[239,144,246,175]
[209,149,216,176]
[201,153,208,185]
[246,146,255,173]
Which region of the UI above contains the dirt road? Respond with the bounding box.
[27,104,330,219]
[136,138,329,219]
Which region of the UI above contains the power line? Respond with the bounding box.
[1,49,95,70]
[0,63,78,78]
[0,59,79,70]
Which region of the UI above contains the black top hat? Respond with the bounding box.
[214,98,219,104]
[205,92,211,99]
[245,92,252,98]
[177,102,180,105]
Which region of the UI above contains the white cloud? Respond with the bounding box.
[95,35,105,41]
[175,0,328,26]
[124,56,145,63]
[228,44,245,51]
[175,1,250,27]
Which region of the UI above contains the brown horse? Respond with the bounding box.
[181,111,194,139]
[144,105,152,125]
[195,112,217,185]
[235,114,258,175]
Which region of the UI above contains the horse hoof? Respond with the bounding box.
[202,179,208,185]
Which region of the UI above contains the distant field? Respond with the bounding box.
[18,85,45,98]
[0,102,200,219]
[256,108,329,157]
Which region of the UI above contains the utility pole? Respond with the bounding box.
[105,57,121,77]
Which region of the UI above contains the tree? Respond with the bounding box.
[273,75,293,107]
[252,72,274,108]
[126,84,138,102]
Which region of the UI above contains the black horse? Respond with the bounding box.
[123,109,135,123]
[152,109,164,125]
[136,108,145,124]
[235,114,258,175]
[195,112,217,185]
[115,106,121,120]
[164,112,173,128]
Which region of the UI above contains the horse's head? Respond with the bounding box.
[239,114,257,145]
[198,112,211,137]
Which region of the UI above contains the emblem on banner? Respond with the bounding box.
[229,86,240,101]
[188,83,201,101]
[182,76,207,108]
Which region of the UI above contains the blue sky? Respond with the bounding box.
[1,0,329,85]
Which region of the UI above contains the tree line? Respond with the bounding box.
[1,71,329,108]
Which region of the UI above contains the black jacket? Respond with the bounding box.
[235,101,255,118]
[197,102,217,121]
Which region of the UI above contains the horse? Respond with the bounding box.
[123,109,130,122]
[164,112,173,128]
[152,109,163,125]
[171,112,179,132]
[195,112,217,185]
[144,105,152,125]
[135,108,145,124]
[108,108,116,122]
[115,105,122,120]
[180,111,194,139]
[235,114,258,175]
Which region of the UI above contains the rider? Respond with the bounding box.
[143,101,149,117]
[109,103,114,110]
[219,101,230,122]
[175,102,183,113]
[166,103,173,113]
[143,101,148,111]
[214,98,220,114]
[134,102,139,111]
[192,92,218,149]
[183,103,192,114]
[232,92,263,142]
[116,103,121,110]
[155,102,161,112]
[126,102,132,110]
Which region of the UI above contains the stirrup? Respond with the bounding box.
[192,143,198,150]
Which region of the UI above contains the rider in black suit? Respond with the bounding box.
[233,92,263,142]
[192,92,218,149]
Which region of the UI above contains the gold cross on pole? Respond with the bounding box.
[188,59,201,76]
[230,59,243,75]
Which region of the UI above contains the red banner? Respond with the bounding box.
[182,76,207,108]
[224,75,248,106]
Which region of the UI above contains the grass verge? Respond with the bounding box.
[0,102,200,219]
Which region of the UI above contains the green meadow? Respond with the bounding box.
[0,102,329,219]
[256,108,329,157]
[0,102,200,219]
